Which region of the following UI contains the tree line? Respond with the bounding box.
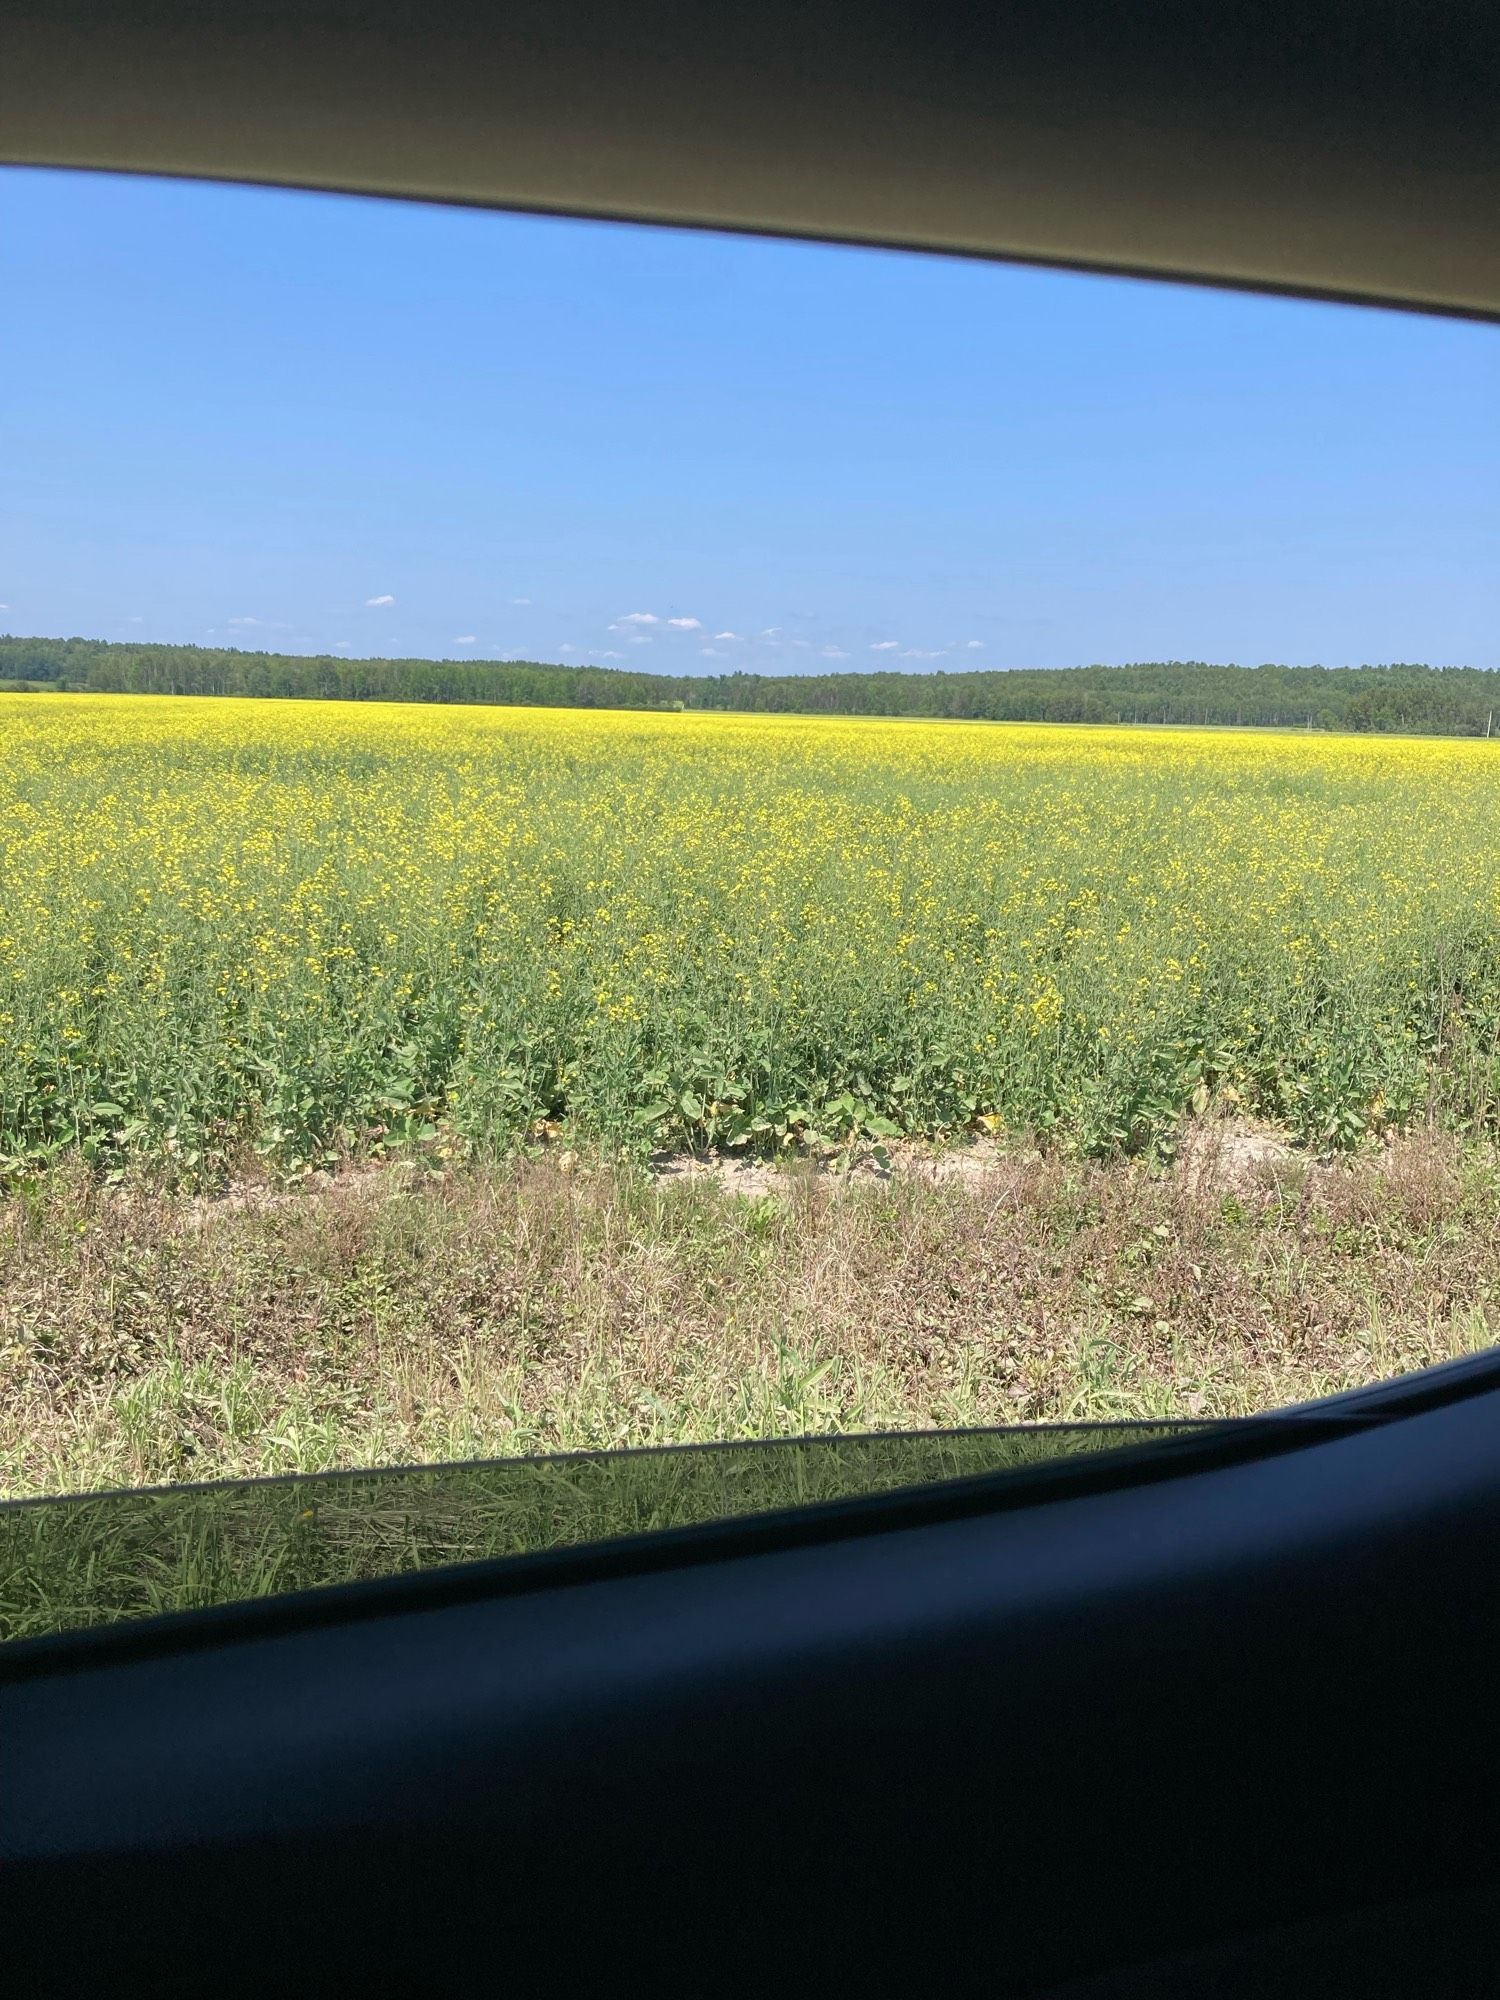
[3,634,1497,736]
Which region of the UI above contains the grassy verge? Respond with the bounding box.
[3,1122,1496,1501]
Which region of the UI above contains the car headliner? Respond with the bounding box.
[2,0,1498,321]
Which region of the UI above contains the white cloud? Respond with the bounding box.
[334,639,352,651]
[714,630,742,641]
[870,640,899,651]
[700,646,728,659]
[125,615,143,624]
[821,646,849,659]
[0,603,11,612]
[595,649,623,660]
[454,634,477,645]
[228,615,261,628]
[627,633,652,645]
[759,627,783,641]
[900,648,946,660]
[666,616,702,630]
[512,596,531,606]
[365,593,395,607]
[559,643,578,653]
[966,639,985,649]
[616,611,658,625]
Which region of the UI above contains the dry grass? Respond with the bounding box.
[3,1122,1498,1500]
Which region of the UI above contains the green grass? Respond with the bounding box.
[6,1124,1498,1637]
[5,1128,1496,1481]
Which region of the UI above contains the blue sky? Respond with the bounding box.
[4,167,1497,673]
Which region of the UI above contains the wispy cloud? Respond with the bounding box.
[759,627,783,641]
[821,646,849,659]
[0,603,11,613]
[334,639,352,651]
[666,616,702,630]
[511,596,531,606]
[616,611,658,625]
[870,640,899,651]
[454,634,477,645]
[559,643,578,653]
[700,646,728,659]
[627,633,652,645]
[365,593,395,608]
[228,615,262,628]
[593,649,624,660]
[966,639,985,650]
[900,648,946,660]
[714,630,742,641]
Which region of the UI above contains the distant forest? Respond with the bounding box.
[4,634,1499,736]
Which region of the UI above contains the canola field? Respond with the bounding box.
[3,693,1499,1179]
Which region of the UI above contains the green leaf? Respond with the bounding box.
[680,1089,704,1121]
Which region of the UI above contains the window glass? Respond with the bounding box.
[2,168,1497,1636]
[1,1424,1202,1641]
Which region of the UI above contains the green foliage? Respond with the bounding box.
[4,632,1499,737]
[4,697,1500,1182]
